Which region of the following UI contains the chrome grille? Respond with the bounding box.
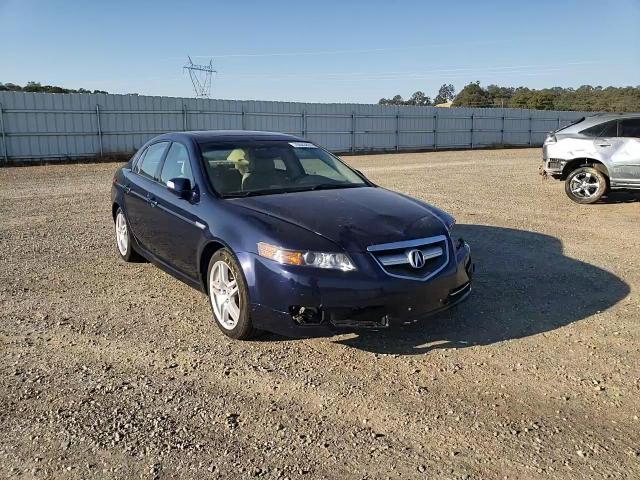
[367,235,449,280]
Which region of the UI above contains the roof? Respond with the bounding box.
[588,112,640,120]
[559,112,640,134]
[165,130,305,143]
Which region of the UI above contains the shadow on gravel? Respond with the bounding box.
[335,225,630,355]
[597,191,640,204]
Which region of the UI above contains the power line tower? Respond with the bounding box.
[184,56,217,98]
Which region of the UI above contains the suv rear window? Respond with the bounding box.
[556,117,585,132]
[580,120,618,138]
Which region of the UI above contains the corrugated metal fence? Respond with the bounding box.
[0,91,589,163]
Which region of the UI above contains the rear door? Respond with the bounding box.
[611,118,640,185]
[124,141,170,253]
[591,120,620,157]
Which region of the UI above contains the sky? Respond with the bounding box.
[1,0,639,103]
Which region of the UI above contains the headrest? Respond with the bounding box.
[227,148,249,174]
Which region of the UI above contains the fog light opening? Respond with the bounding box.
[289,305,323,326]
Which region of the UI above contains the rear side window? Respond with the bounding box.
[160,142,193,184]
[138,142,169,180]
[133,148,147,173]
[619,118,640,138]
[580,120,618,138]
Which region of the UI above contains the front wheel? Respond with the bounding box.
[565,167,607,204]
[207,249,256,340]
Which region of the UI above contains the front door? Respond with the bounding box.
[151,142,204,280]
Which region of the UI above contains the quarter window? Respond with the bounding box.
[160,142,193,184]
[619,118,640,138]
[580,120,618,138]
[138,142,169,180]
[133,147,148,173]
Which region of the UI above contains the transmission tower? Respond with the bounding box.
[184,56,217,98]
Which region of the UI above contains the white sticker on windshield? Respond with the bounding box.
[289,142,316,148]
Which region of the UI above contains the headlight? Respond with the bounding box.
[257,242,356,271]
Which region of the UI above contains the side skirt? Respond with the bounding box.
[129,234,205,293]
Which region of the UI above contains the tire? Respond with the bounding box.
[114,207,143,262]
[564,167,608,204]
[207,249,256,340]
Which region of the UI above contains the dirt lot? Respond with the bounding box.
[1,148,639,480]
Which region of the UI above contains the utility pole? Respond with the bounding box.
[184,56,217,98]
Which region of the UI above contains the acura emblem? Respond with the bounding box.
[407,249,426,269]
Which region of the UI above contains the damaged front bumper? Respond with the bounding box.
[238,241,473,337]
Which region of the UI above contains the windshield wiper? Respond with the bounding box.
[306,183,363,191]
[222,190,267,198]
[222,183,364,198]
[222,187,294,198]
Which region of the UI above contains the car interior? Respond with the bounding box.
[201,143,360,195]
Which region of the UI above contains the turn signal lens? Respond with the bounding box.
[257,242,356,271]
[257,242,304,266]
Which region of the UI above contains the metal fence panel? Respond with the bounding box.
[0,91,589,163]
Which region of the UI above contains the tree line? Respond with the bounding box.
[379,82,640,112]
[379,84,455,106]
[0,81,108,94]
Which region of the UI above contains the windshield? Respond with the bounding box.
[199,141,367,197]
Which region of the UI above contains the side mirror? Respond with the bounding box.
[167,177,192,199]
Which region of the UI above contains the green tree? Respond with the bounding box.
[452,82,492,107]
[433,84,455,105]
[407,91,431,106]
[508,88,533,109]
[486,84,515,107]
[0,81,110,94]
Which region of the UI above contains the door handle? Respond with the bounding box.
[149,199,158,207]
[124,185,131,194]
[597,143,611,147]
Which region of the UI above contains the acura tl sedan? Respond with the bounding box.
[111,131,473,339]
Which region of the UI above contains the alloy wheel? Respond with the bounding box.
[569,171,600,200]
[115,211,128,256]
[209,260,241,330]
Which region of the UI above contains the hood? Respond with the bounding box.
[229,187,452,252]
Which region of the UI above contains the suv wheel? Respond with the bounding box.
[565,167,607,204]
[207,249,256,340]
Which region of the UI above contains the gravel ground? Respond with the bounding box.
[1,148,639,480]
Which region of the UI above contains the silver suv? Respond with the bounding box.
[541,113,640,203]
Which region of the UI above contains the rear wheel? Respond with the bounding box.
[207,249,256,340]
[114,207,142,262]
[565,167,607,204]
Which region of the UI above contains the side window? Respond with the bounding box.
[160,142,193,184]
[133,147,148,173]
[138,142,169,180]
[581,120,618,138]
[599,121,618,138]
[619,118,640,138]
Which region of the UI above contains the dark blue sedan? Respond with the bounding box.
[111,131,473,339]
